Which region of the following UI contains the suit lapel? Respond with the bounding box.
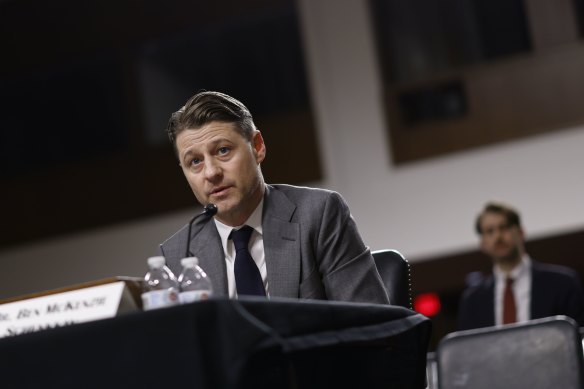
[262,186,300,298]
[188,219,228,296]
[530,261,545,319]
[484,277,496,325]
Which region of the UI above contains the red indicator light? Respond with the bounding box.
[414,292,441,317]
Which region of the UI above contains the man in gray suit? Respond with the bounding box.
[159,91,389,304]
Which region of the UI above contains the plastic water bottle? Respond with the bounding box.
[178,257,213,304]
[141,256,179,310]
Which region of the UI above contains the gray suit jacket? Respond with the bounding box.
[160,184,390,304]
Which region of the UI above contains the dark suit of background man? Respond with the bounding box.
[159,91,389,304]
[457,202,584,330]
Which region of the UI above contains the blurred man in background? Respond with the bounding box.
[458,201,584,330]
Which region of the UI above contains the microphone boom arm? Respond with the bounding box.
[184,204,218,259]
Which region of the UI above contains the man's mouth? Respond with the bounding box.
[493,243,513,255]
[209,186,230,196]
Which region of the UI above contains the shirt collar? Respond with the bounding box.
[494,254,531,281]
[214,197,264,255]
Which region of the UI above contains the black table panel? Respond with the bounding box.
[0,297,431,389]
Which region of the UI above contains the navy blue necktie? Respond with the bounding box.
[231,226,266,296]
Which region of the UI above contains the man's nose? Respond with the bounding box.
[204,160,222,180]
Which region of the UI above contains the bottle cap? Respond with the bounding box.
[181,257,199,268]
[147,256,166,268]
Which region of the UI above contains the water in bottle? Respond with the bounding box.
[178,257,213,304]
[141,256,179,310]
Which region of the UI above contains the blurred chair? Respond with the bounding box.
[437,316,584,389]
[372,249,412,309]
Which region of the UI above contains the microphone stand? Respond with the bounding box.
[185,204,218,259]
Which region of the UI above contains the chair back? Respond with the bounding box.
[437,316,584,389]
[372,249,412,309]
[425,352,438,389]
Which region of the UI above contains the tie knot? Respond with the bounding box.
[231,225,254,250]
[506,277,514,287]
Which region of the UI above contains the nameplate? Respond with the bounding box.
[0,281,137,338]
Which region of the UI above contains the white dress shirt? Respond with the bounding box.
[494,254,532,325]
[214,199,268,298]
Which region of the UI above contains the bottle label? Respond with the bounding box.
[179,290,212,304]
[141,288,179,311]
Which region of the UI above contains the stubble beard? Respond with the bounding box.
[493,244,522,268]
[216,175,265,226]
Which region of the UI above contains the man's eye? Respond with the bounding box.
[190,158,201,166]
[218,147,230,155]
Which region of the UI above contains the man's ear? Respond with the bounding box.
[479,236,488,254]
[252,130,266,164]
[519,227,526,242]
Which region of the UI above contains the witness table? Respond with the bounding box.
[0,297,431,388]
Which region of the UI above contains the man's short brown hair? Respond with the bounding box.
[475,201,522,234]
[166,91,256,156]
